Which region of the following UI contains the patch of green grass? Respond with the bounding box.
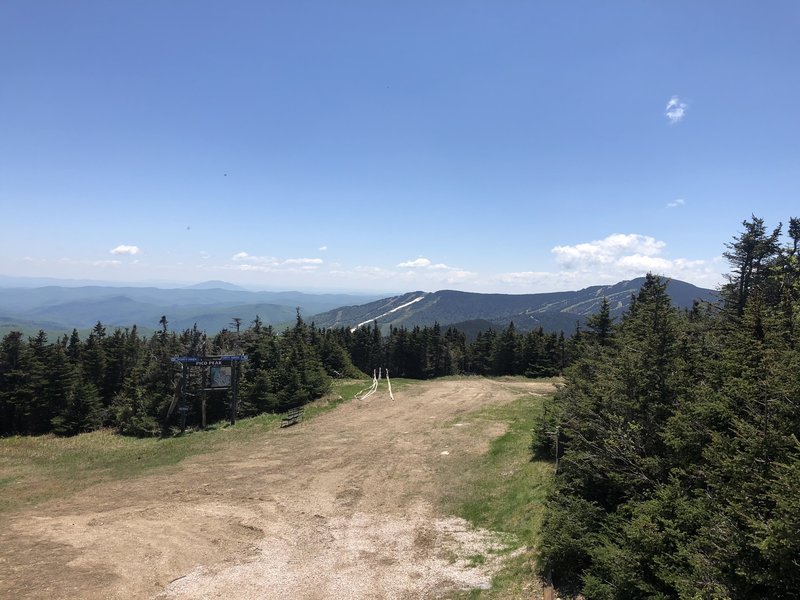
[0,378,371,515]
[441,385,554,599]
[328,379,371,401]
[466,553,487,567]
[343,375,417,398]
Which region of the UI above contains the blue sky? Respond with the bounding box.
[1,1,798,293]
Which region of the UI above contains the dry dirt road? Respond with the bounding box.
[1,378,555,600]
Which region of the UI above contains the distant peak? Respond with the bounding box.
[185,280,248,291]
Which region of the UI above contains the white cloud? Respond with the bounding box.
[325,259,478,288]
[665,96,687,124]
[398,257,432,268]
[442,269,477,283]
[199,250,210,259]
[495,271,555,285]
[110,244,141,256]
[615,254,672,271]
[319,245,328,251]
[552,234,666,268]
[496,233,722,292]
[232,251,260,261]
[395,256,476,283]
[350,266,398,279]
[229,252,322,272]
[91,259,122,267]
[282,257,323,265]
[667,198,686,208]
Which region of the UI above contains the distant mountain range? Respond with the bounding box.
[310,277,718,334]
[0,281,382,337]
[0,277,717,338]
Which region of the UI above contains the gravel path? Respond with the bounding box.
[1,378,555,599]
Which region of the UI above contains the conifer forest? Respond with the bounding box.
[0,301,567,437]
[533,216,800,597]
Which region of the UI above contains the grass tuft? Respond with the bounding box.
[441,383,555,599]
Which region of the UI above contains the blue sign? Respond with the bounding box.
[171,355,248,364]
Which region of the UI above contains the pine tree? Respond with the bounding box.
[0,331,27,434]
[538,274,688,594]
[584,296,614,346]
[722,215,781,316]
[491,322,518,375]
[51,381,102,436]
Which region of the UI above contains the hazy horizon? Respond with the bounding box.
[0,271,717,298]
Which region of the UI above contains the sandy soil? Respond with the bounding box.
[0,378,555,600]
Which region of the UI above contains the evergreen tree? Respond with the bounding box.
[0,331,27,434]
[584,296,614,346]
[51,381,102,436]
[491,322,518,375]
[537,218,800,598]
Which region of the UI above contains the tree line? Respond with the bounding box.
[0,307,569,437]
[534,216,800,598]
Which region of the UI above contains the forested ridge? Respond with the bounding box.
[0,309,569,437]
[534,216,800,598]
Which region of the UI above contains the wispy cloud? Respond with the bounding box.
[397,257,462,271]
[92,259,122,267]
[395,257,476,284]
[351,265,397,278]
[324,257,479,288]
[56,257,123,268]
[665,96,687,124]
[667,198,686,208]
[398,257,432,268]
[232,251,258,261]
[110,244,141,256]
[283,257,323,265]
[319,245,328,251]
[230,251,323,272]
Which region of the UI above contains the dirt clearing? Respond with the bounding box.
[0,378,556,599]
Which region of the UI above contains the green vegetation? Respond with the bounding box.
[534,216,800,598]
[442,383,555,599]
[1,297,569,438]
[0,311,363,437]
[344,321,570,380]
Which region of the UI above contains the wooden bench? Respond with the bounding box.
[280,406,304,428]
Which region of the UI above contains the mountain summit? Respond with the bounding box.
[184,280,248,291]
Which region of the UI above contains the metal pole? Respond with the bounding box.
[179,362,188,434]
[554,425,560,475]
[201,367,207,429]
[230,361,239,425]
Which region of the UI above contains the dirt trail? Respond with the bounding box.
[1,378,555,600]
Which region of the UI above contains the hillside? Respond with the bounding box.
[0,277,717,336]
[0,284,381,335]
[312,277,717,333]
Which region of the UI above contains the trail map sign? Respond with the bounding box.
[208,366,232,388]
[167,355,248,431]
